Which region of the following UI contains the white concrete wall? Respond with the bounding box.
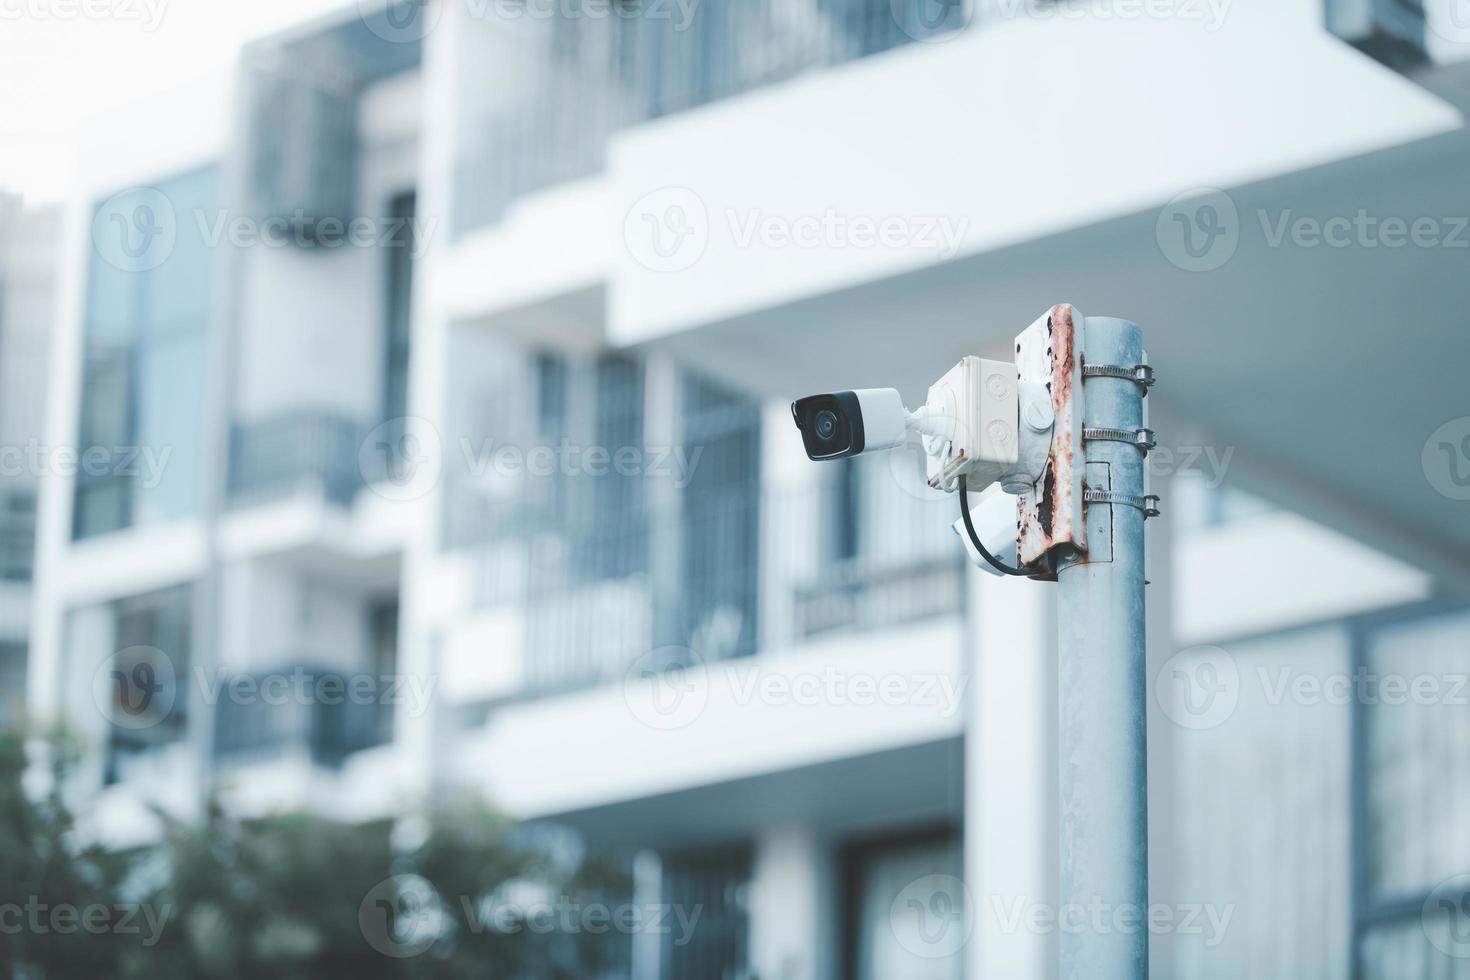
[234,70,422,426]
[604,3,1457,342]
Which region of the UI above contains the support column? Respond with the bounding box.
[966,569,1056,979]
[1056,318,1149,980]
[748,825,835,980]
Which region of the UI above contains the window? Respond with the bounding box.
[381,191,416,425]
[660,844,751,980]
[101,584,193,783]
[75,169,216,539]
[1354,608,1470,977]
[670,370,760,659]
[0,642,24,727]
[843,827,964,980]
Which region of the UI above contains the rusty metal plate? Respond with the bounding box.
[1016,303,1086,566]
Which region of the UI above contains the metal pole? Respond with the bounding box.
[1057,317,1149,980]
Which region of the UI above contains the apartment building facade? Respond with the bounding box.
[22,0,1470,978]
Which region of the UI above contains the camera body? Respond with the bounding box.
[790,388,909,461]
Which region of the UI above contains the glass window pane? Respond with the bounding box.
[851,832,964,980]
[132,332,206,523]
[1361,914,1470,980]
[144,168,216,337]
[1165,628,1351,979]
[1365,610,1470,900]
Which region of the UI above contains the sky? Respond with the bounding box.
[0,0,350,204]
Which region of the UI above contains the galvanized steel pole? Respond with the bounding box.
[1056,317,1150,980]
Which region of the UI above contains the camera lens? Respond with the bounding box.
[814,409,839,442]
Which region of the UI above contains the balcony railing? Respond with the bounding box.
[228,411,365,508]
[452,477,965,698]
[454,0,963,234]
[213,666,389,769]
[0,489,36,582]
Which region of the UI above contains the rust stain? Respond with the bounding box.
[1016,303,1084,572]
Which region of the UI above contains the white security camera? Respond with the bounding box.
[789,388,910,461]
[791,356,1056,578]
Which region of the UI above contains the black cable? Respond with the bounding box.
[957,475,1031,577]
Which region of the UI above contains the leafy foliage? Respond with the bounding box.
[0,731,631,980]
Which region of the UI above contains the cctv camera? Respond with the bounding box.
[790,388,909,461]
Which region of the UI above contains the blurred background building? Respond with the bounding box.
[4,0,1470,977]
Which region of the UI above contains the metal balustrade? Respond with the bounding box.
[228,411,366,508]
[454,0,963,234]
[451,474,966,698]
[213,666,390,769]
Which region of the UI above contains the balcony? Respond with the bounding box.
[445,476,963,701]
[0,489,35,583]
[228,411,366,508]
[451,0,961,236]
[213,665,390,769]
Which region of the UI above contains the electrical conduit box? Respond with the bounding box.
[924,356,1018,492]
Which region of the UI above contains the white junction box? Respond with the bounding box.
[924,356,1018,491]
